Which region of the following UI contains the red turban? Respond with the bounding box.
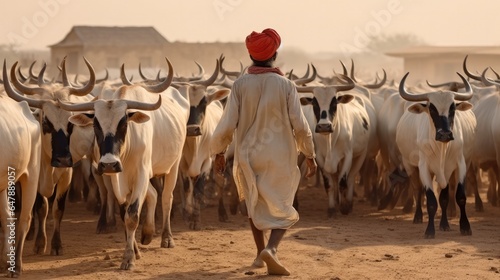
[245,28,281,61]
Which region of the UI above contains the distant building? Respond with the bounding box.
[49,26,169,75]
[49,25,247,77]
[386,46,500,83]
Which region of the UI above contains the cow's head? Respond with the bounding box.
[61,58,174,174]
[62,96,161,174]
[297,74,356,134]
[399,72,473,143]
[173,59,229,137]
[3,58,95,167]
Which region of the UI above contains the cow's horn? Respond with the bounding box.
[125,95,162,111]
[68,57,96,96]
[141,58,173,93]
[453,72,473,100]
[4,60,44,108]
[399,72,430,102]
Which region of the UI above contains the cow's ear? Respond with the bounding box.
[128,112,150,123]
[456,101,473,111]
[206,89,231,104]
[408,103,427,114]
[337,94,354,104]
[69,113,94,127]
[300,97,313,105]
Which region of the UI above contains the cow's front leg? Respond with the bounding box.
[161,161,180,248]
[439,185,450,231]
[456,181,472,235]
[33,194,48,254]
[51,169,72,256]
[141,183,157,245]
[190,175,205,230]
[424,188,437,238]
[121,198,141,270]
[339,174,351,215]
[120,176,148,270]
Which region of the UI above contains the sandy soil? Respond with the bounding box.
[16,183,500,280]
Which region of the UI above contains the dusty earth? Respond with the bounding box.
[13,182,500,280]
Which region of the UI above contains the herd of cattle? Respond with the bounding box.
[0,54,499,276]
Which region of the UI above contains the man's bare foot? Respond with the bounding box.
[259,248,291,276]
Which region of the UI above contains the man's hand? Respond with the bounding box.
[214,153,226,175]
[305,157,317,178]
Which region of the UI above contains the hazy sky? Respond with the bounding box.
[2,0,500,54]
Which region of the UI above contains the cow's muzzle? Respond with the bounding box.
[435,129,454,143]
[51,156,73,168]
[187,125,202,137]
[97,161,123,174]
[315,123,333,134]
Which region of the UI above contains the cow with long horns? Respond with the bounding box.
[298,73,371,216]
[174,58,230,229]
[59,57,190,270]
[4,57,96,256]
[396,72,476,238]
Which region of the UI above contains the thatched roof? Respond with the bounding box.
[49,26,169,48]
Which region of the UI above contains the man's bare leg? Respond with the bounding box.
[249,218,265,267]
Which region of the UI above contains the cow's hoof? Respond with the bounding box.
[460,228,472,236]
[141,233,153,246]
[327,207,337,218]
[120,262,135,270]
[218,212,229,223]
[33,239,46,255]
[120,249,136,270]
[161,238,175,248]
[189,220,201,231]
[50,246,63,256]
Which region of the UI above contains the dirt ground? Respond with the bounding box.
[17,183,500,280]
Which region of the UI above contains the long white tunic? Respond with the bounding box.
[210,72,315,230]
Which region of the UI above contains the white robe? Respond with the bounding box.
[210,72,315,230]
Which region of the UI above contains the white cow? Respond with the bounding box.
[5,58,95,256]
[375,88,410,211]
[396,72,475,238]
[0,60,41,277]
[463,57,500,207]
[174,59,230,229]
[298,74,371,216]
[320,60,383,206]
[470,69,500,207]
[60,58,190,270]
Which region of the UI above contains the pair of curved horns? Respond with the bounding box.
[480,67,500,87]
[190,59,220,87]
[297,74,355,93]
[121,57,174,93]
[58,95,162,112]
[399,72,473,102]
[293,64,317,85]
[3,60,45,108]
[60,56,96,96]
